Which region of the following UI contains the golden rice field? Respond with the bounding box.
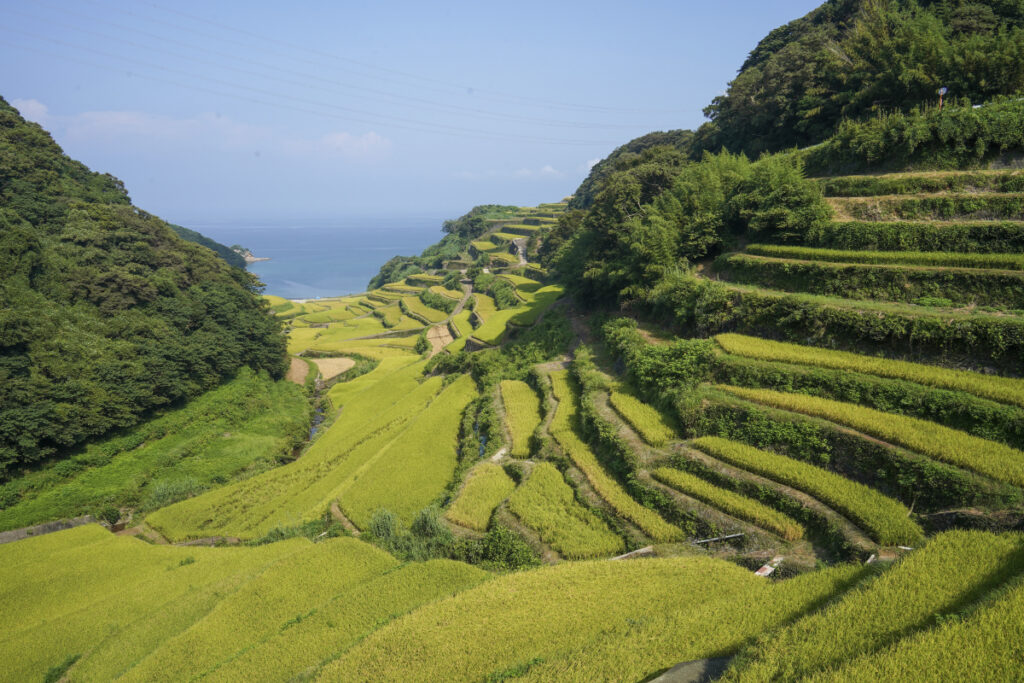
[549,371,683,542]
[716,385,1024,487]
[500,379,542,457]
[445,462,516,532]
[724,530,1024,681]
[146,359,439,539]
[690,436,924,546]
[337,374,477,528]
[506,462,624,559]
[652,467,804,541]
[608,389,676,447]
[317,555,866,682]
[715,333,1024,409]
[401,296,448,324]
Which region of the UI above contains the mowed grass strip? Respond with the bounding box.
[716,385,1024,488]
[506,462,624,559]
[744,244,1024,271]
[500,380,542,457]
[549,371,683,542]
[691,436,923,546]
[715,333,1024,409]
[317,555,865,682]
[725,530,1024,681]
[652,468,803,541]
[445,463,515,532]
[609,390,676,447]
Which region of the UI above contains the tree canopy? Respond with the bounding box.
[0,96,287,478]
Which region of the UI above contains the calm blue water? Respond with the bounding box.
[187,216,446,299]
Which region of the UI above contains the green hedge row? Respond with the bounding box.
[804,220,1024,253]
[716,254,1024,308]
[677,389,1020,513]
[832,194,1024,222]
[802,98,1024,176]
[712,352,1024,452]
[645,276,1024,374]
[820,172,1024,197]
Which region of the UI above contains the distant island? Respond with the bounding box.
[232,244,270,264]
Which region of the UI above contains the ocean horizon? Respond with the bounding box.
[184,215,448,299]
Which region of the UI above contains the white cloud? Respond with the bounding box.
[586,158,601,170]
[11,99,391,164]
[11,98,49,124]
[505,165,563,179]
[319,131,391,157]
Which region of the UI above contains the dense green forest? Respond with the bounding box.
[0,96,287,479]
[572,0,1024,205]
[552,0,1024,311]
[168,223,247,269]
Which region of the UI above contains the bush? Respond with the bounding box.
[368,508,397,539]
[480,526,540,570]
[97,506,120,526]
[731,154,831,243]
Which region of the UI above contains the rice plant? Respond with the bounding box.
[691,436,924,546]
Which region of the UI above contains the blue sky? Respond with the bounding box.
[1,0,822,224]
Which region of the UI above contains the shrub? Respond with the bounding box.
[368,509,397,539]
[731,154,832,243]
[480,526,540,570]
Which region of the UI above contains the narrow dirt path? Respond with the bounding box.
[330,501,361,536]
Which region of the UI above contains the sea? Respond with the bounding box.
[186,215,447,299]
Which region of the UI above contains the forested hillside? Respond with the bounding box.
[168,223,248,270]
[4,1,1024,680]
[0,97,287,478]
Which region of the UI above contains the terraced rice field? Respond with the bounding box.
[716,385,1024,487]
[608,390,676,447]
[500,380,542,457]
[319,555,864,682]
[690,436,924,546]
[445,462,516,532]
[549,371,683,542]
[506,462,624,559]
[652,467,803,540]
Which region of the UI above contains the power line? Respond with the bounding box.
[81,0,683,116]
[2,36,622,147]
[16,3,650,131]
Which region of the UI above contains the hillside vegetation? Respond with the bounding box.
[4,0,1024,679]
[0,97,287,478]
